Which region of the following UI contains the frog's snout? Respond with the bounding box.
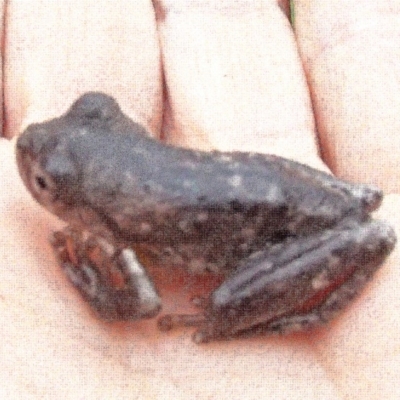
[16,132,30,152]
[16,134,32,187]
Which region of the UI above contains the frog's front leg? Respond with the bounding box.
[159,219,396,343]
[51,228,161,321]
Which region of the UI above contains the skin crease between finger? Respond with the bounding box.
[294,0,400,192]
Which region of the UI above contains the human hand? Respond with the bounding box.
[1,1,399,398]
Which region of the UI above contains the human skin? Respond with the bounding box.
[1,1,399,398]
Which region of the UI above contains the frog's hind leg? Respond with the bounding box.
[51,228,161,321]
[159,219,396,343]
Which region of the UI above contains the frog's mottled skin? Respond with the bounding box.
[16,92,396,343]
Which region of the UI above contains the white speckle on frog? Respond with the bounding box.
[240,228,256,239]
[77,127,88,136]
[217,154,233,163]
[228,174,242,188]
[311,270,331,290]
[188,258,208,273]
[178,219,191,232]
[182,179,193,188]
[265,184,284,204]
[195,212,208,222]
[139,222,152,234]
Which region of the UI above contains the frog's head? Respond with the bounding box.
[16,93,119,224]
[16,116,85,224]
[16,92,154,236]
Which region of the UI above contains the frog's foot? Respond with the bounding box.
[51,228,161,321]
[159,219,396,343]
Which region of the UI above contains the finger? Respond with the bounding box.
[156,1,321,167]
[5,0,162,137]
[294,0,400,191]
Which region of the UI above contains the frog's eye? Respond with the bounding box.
[31,170,55,195]
[29,163,55,195]
[35,175,49,191]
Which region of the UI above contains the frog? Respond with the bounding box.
[16,92,396,343]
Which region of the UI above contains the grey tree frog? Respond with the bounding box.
[16,92,396,343]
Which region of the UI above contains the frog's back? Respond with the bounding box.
[71,127,377,244]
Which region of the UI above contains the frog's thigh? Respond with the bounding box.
[196,219,396,342]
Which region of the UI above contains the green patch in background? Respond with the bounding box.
[290,0,295,25]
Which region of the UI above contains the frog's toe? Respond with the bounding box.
[158,313,206,332]
[50,228,161,321]
[62,262,101,300]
